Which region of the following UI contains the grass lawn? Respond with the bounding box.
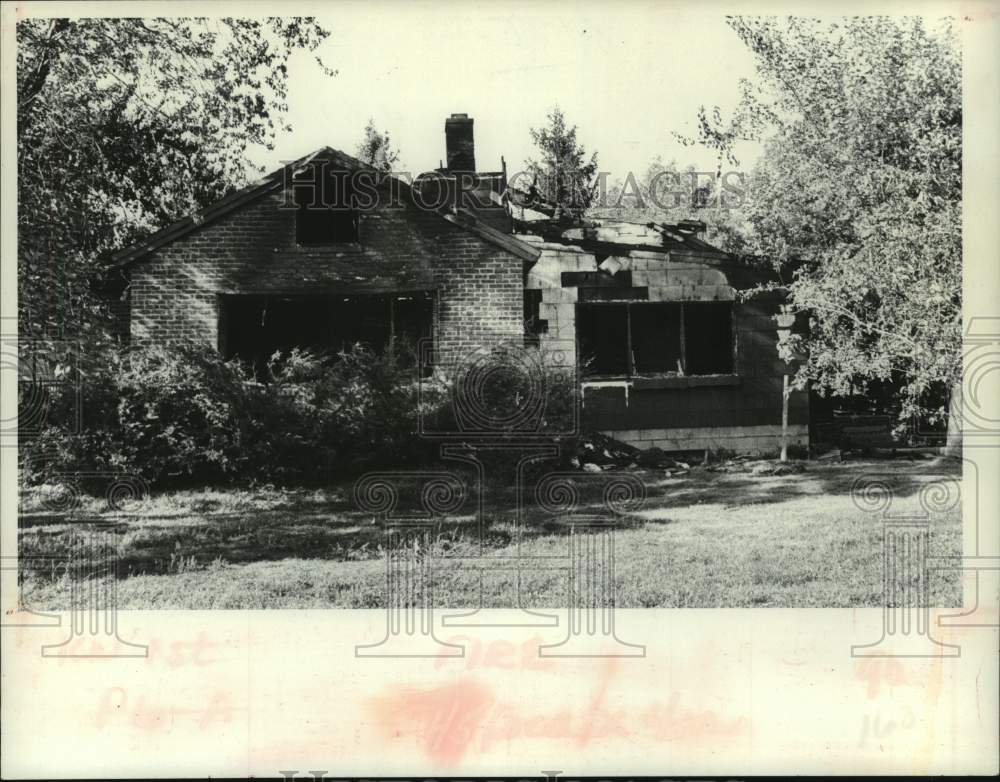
[18,456,963,609]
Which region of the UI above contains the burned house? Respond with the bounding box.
[107,120,536,371]
[109,113,808,455]
[517,221,807,454]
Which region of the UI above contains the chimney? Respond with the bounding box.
[445,113,476,173]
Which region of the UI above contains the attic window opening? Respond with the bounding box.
[295,167,359,245]
[577,301,733,378]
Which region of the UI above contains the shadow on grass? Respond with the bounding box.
[18,456,961,581]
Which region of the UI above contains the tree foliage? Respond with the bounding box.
[17,17,332,351]
[355,118,402,172]
[692,16,961,426]
[524,107,599,218]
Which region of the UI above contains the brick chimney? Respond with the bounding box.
[445,113,476,173]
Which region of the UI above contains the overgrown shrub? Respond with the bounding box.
[116,344,248,480]
[20,339,584,493]
[421,343,581,478]
[236,345,450,479]
[21,341,451,488]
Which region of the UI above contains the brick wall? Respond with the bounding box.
[127,185,524,367]
[431,231,524,367]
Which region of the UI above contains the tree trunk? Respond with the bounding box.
[943,379,962,457]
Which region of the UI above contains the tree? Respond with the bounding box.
[355,118,401,172]
[690,17,961,429]
[524,107,598,218]
[17,17,332,356]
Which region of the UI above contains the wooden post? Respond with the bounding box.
[781,373,790,462]
[774,305,797,463]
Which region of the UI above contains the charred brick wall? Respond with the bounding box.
[127,187,524,367]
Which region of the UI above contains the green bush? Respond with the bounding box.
[116,344,247,480]
[20,340,584,492]
[421,343,581,477]
[21,341,451,487]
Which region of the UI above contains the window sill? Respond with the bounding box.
[634,374,740,389]
[582,374,741,390]
[290,242,364,253]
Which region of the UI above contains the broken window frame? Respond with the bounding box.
[523,289,546,348]
[576,300,736,379]
[216,291,435,376]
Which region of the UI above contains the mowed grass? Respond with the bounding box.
[18,457,962,609]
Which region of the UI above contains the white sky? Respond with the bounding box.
[246,1,765,182]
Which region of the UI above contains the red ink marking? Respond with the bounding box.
[93,687,237,733]
[369,656,747,764]
[855,658,911,699]
[369,679,495,766]
[433,635,554,673]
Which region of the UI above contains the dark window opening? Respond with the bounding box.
[577,301,734,378]
[219,292,433,377]
[295,167,359,245]
[683,302,734,374]
[523,289,546,347]
[391,294,436,361]
[577,303,629,376]
[630,303,682,373]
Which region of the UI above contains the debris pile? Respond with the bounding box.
[635,446,692,476]
[706,455,807,476]
[570,432,694,475]
[570,431,641,471]
[569,433,808,476]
